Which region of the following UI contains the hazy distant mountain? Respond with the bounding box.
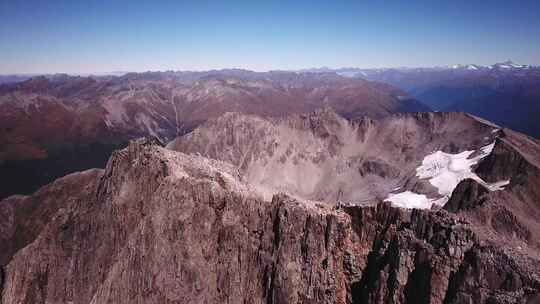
[310,62,540,138]
[0,74,33,84]
[0,71,429,199]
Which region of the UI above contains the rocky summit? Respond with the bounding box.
[1,109,540,303]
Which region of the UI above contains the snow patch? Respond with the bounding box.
[385,191,434,209]
[414,142,509,204]
[485,180,510,191]
[415,143,494,198]
[385,142,509,209]
[336,71,359,77]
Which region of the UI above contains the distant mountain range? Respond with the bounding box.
[300,60,536,76]
[1,62,538,198]
[1,67,540,302]
[0,70,428,199]
[300,61,540,139]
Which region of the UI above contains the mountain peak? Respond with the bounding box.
[492,60,526,69]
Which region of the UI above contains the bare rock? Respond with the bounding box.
[1,140,538,303]
[168,110,498,204]
[444,179,489,212]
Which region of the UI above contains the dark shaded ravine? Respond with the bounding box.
[0,142,125,200]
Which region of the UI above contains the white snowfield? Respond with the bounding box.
[385,142,510,209]
[385,191,434,209]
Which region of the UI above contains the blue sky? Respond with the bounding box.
[1,0,540,73]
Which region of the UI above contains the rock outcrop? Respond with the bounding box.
[444,179,489,212]
[0,168,102,266]
[168,109,500,205]
[444,129,540,251]
[1,139,538,303]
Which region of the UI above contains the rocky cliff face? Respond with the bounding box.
[168,109,499,205]
[1,139,538,303]
[0,168,102,266]
[446,128,540,251]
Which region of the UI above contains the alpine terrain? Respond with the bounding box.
[316,62,540,139]
[0,71,428,200]
[1,105,539,303]
[2,0,540,303]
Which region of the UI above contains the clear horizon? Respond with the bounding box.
[2,0,540,74]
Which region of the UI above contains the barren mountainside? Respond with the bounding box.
[0,72,429,200]
[3,1,540,303]
[169,109,501,206]
[1,109,540,303]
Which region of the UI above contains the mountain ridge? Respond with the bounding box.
[1,133,539,303]
[168,109,511,206]
[0,72,429,200]
[298,63,540,139]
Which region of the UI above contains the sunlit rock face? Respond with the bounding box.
[2,135,540,304]
[169,109,501,208]
[2,109,540,303]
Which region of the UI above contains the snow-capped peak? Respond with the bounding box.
[450,64,480,71]
[492,60,526,69]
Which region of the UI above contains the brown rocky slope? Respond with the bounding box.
[0,72,429,200]
[1,138,539,303]
[168,109,500,205]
